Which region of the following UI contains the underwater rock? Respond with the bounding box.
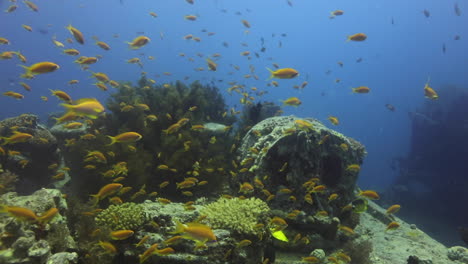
[28,239,51,261]
[309,248,326,260]
[447,246,468,262]
[12,235,35,258]
[0,189,76,264]
[0,170,19,195]
[235,115,365,251]
[49,122,88,139]
[0,114,59,194]
[355,200,457,264]
[46,252,78,264]
[407,255,433,264]
[237,116,365,209]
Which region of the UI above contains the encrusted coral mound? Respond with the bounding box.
[236,115,366,213]
[200,197,270,235]
[95,202,147,230]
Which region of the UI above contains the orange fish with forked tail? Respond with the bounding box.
[20,61,59,78]
[106,132,142,145]
[60,98,105,119]
[1,131,33,145]
[0,205,38,222]
[266,67,299,79]
[90,183,123,206]
[347,33,367,41]
[424,78,438,100]
[169,220,216,248]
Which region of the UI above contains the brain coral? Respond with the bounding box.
[95,202,147,230]
[200,197,270,235]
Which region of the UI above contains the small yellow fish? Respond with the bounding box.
[169,220,216,248]
[127,36,150,49]
[386,221,400,231]
[424,78,438,100]
[328,116,339,125]
[66,24,85,44]
[386,204,401,215]
[267,67,299,79]
[107,132,142,145]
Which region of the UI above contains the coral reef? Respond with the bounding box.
[0,189,76,264]
[231,115,366,252]
[56,79,237,202]
[0,78,461,264]
[342,240,373,264]
[0,170,18,195]
[236,116,366,209]
[200,197,270,235]
[95,202,147,230]
[0,114,59,194]
[447,246,468,263]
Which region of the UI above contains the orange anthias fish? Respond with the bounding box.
[50,89,72,103]
[0,205,38,222]
[24,1,39,12]
[20,61,59,78]
[127,36,150,49]
[424,79,438,100]
[386,204,401,215]
[139,243,159,264]
[37,208,59,224]
[347,33,367,41]
[3,91,24,99]
[328,116,339,125]
[96,41,111,50]
[90,183,123,206]
[66,24,85,44]
[266,68,299,79]
[330,10,344,17]
[282,97,302,107]
[110,230,134,240]
[106,132,142,145]
[1,131,33,145]
[169,220,216,248]
[351,86,370,93]
[358,190,380,200]
[386,221,400,231]
[239,182,254,194]
[60,98,105,119]
[206,58,217,71]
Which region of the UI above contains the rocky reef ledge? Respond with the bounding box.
[0,189,466,264]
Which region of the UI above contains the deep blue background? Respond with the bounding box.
[1,0,467,245]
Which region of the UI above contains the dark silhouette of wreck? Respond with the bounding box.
[391,85,468,246]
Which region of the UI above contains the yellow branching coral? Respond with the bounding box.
[95,202,147,230]
[200,197,270,235]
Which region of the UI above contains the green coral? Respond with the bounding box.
[95,203,147,230]
[200,197,270,235]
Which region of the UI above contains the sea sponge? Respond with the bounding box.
[200,197,270,235]
[95,203,147,230]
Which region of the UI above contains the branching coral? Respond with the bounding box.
[200,197,270,235]
[95,203,147,230]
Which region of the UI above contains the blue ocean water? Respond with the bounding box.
[1,0,467,246]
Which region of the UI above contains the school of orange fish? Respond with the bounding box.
[0,0,449,263]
